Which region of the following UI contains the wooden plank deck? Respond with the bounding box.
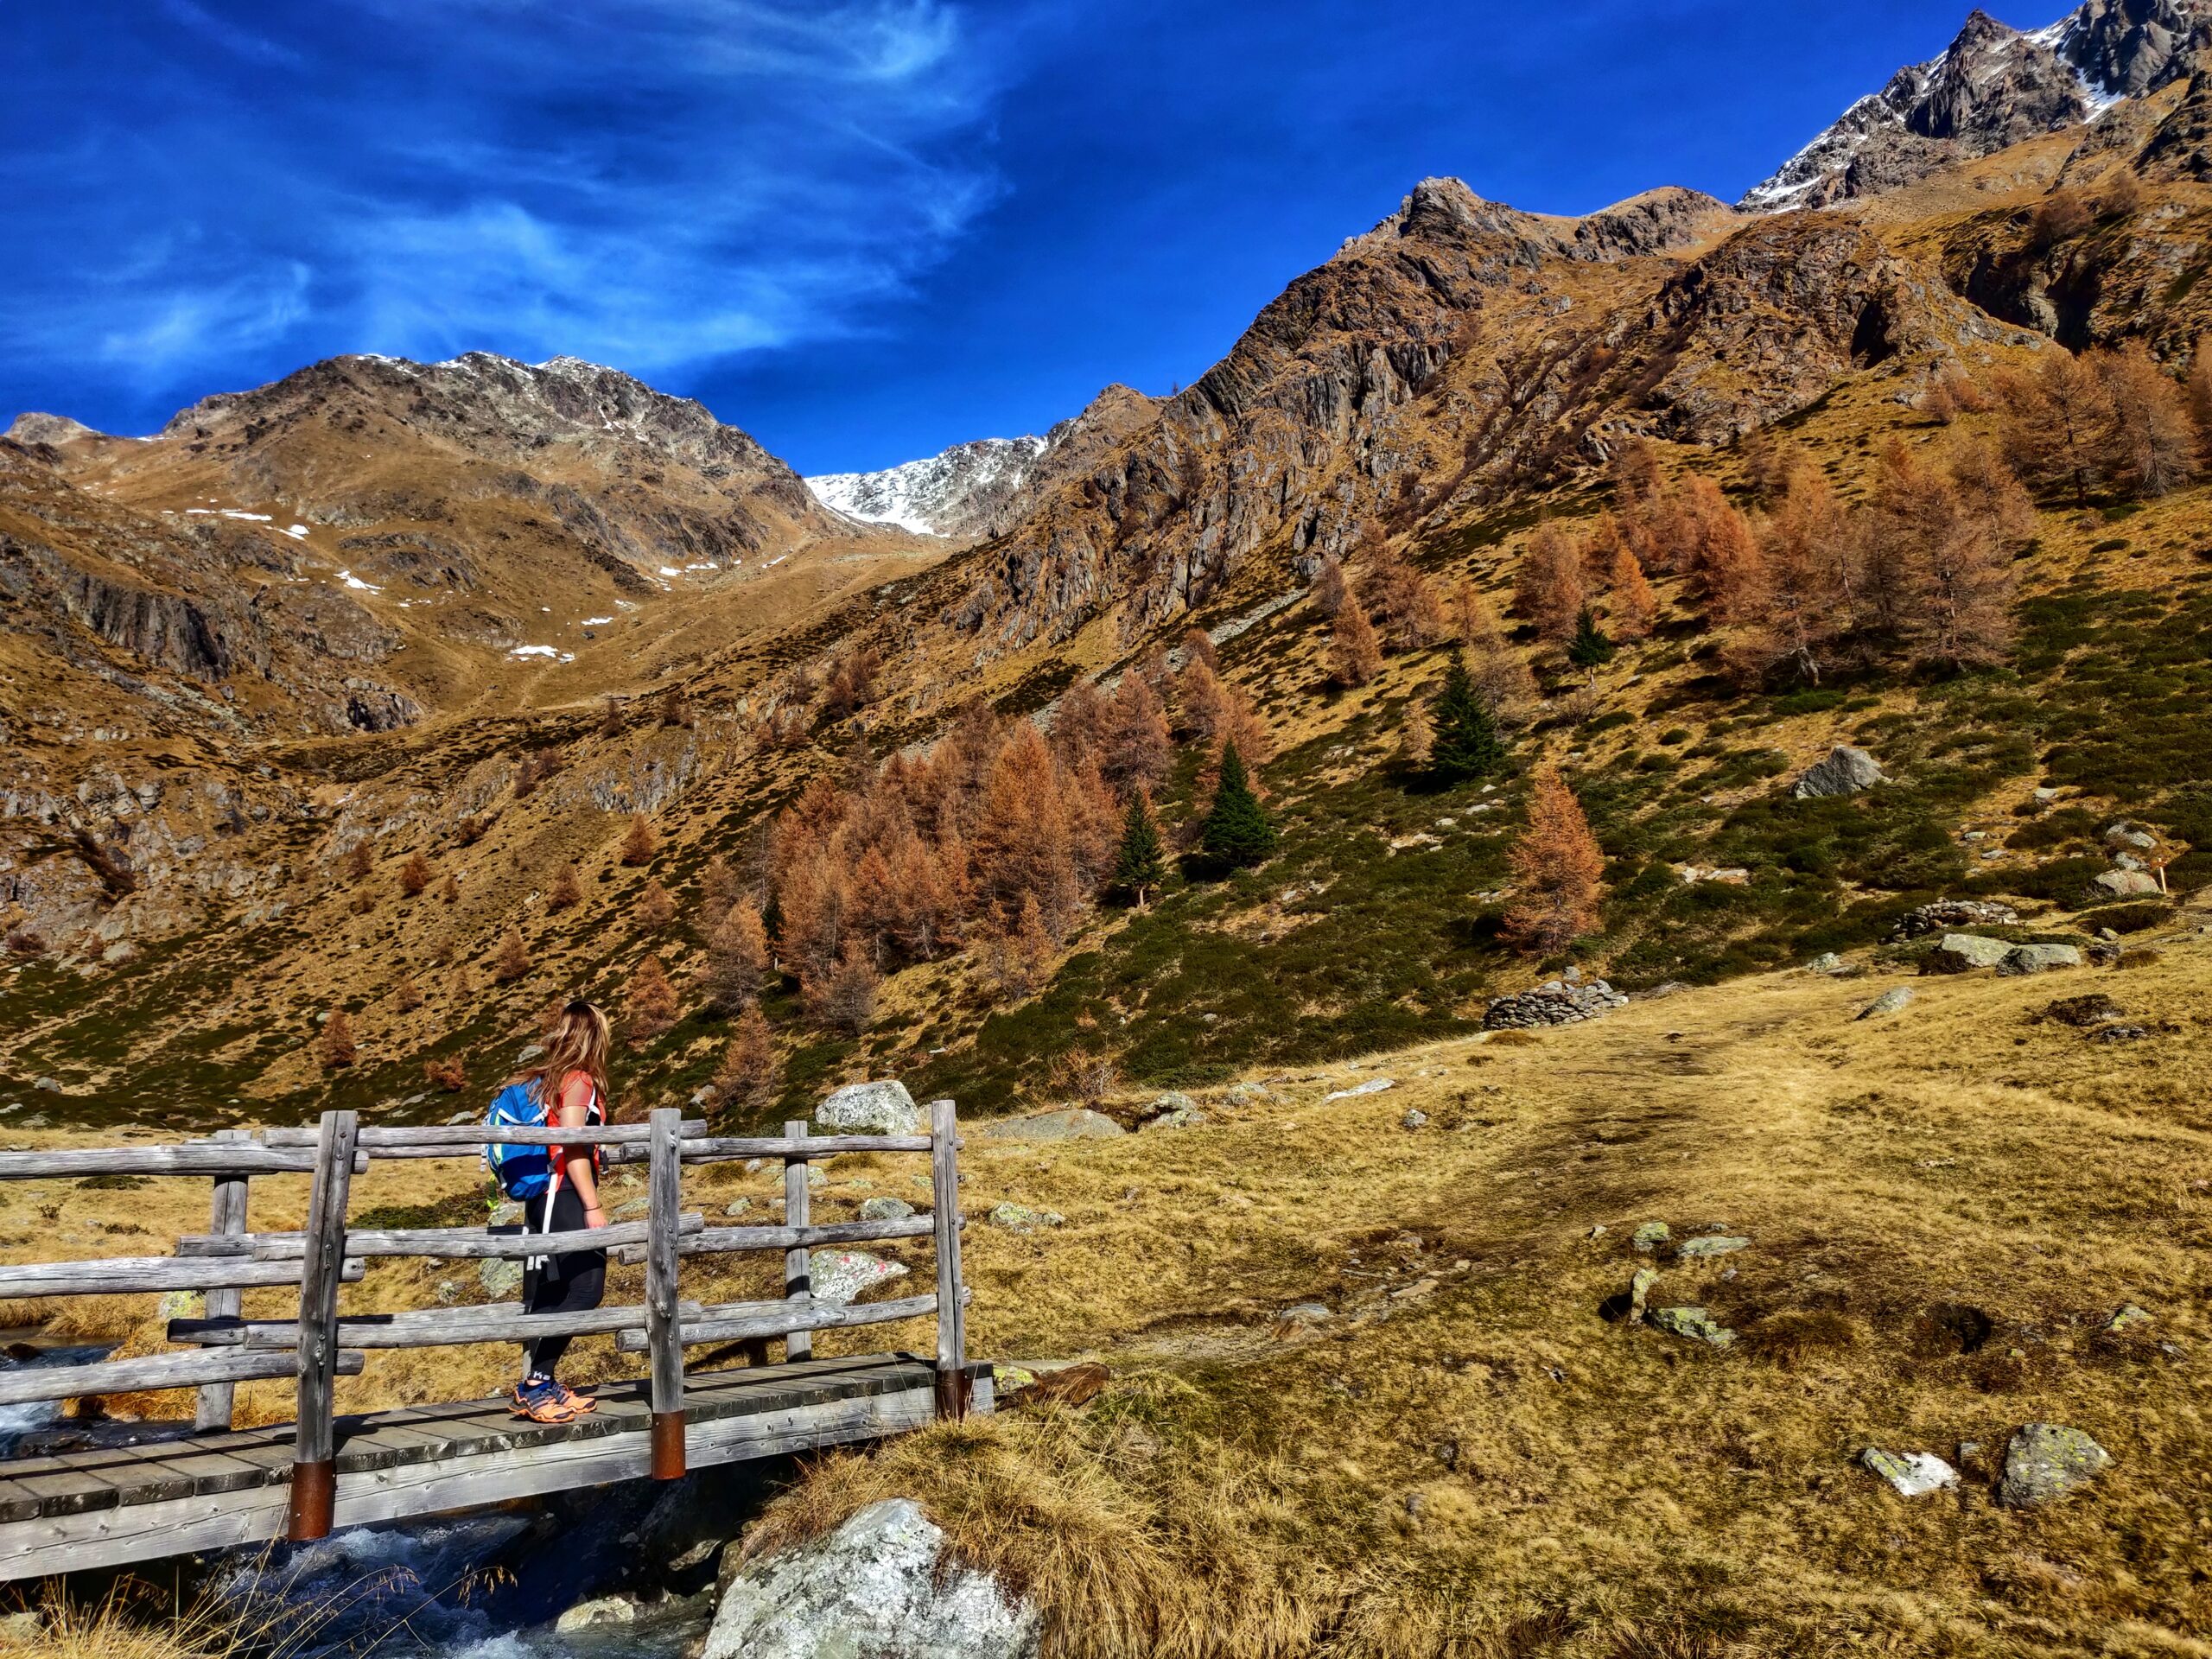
[0,1353,994,1582]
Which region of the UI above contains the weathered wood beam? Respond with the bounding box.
[0,1348,362,1408]
[256,1122,707,1150]
[177,1215,703,1260]
[610,1214,939,1267]
[613,1290,948,1351]
[289,1109,357,1541]
[931,1097,970,1421]
[0,1146,357,1180]
[0,1257,360,1298]
[645,1107,685,1478]
[785,1119,813,1364]
[169,1300,703,1350]
[194,1133,252,1432]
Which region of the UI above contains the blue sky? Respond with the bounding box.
[4,0,2016,473]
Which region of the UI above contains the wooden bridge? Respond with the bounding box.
[0,1102,986,1581]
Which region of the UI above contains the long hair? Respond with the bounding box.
[515,999,612,1115]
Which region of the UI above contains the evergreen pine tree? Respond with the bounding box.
[1112,794,1166,908]
[1567,606,1616,671]
[1199,742,1275,870]
[1429,655,1506,783]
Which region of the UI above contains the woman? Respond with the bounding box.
[510,1000,612,1424]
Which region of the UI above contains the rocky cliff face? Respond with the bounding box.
[1743,0,2209,211]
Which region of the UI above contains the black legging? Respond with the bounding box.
[522,1183,605,1379]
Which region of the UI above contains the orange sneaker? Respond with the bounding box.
[511,1377,578,1423]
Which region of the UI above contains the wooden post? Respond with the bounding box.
[783,1119,813,1363]
[929,1098,969,1421]
[287,1109,358,1541]
[194,1130,252,1433]
[645,1106,686,1478]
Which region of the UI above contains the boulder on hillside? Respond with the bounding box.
[1790,746,1887,800]
[1998,1424,2109,1509]
[809,1249,908,1306]
[1858,987,1914,1020]
[976,1108,1125,1143]
[2090,869,2160,900]
[1890,899,2018,941]
[817,1080,922,1135]
[1997,943,2082,976]
[1922,933,2013,974]
[702,1497,1039,1659]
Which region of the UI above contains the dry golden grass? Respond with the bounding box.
[11,908,2212,1655]
[751,906,2212,1657]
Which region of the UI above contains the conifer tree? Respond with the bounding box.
[699,854,740,923]
[1399,695,1434,771]
[392,973,424,1014]
[1113,794,1166,908]
[804,938,879,1035]
[620,813,658,868]
[547,863,583,912]
[709,1007,779,1115]
[2096,340,2200,498]
[423,1055,467,1092]
[492,929,531,984]
[1515,524,1586,642]
[398,852,432,898]
[317,1010,358,1070]
[1567,607,1616,671]
[2002,350,2114,505]
[340,842,373,883]
[1428,655,1506,784]
[1100,673,1173,800]
[437,872,461,905]
[1198,741,1275,870]
[639,879,677,929]
[1503,766,1605,956]
[1603,542,1658,641]
[1310,556,1349,618]
[704,897,772,1012]
[625,953,680,1047]
[1330,601,1382,688]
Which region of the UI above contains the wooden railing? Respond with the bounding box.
[0,1099,970,1540]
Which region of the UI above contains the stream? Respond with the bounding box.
[1,1337,753,1658]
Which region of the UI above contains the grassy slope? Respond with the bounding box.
[6,912,2209,1654]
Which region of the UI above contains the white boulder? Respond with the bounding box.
[817,1080,923,1135]
[702,1498,1039,1659]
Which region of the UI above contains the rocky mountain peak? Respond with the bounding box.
[1741,0,2209,211]
[3,412,105,448]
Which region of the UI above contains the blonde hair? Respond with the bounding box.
[516,999,612,1115]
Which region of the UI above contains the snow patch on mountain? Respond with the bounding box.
[808,436,1048,538]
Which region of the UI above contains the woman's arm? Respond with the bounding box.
[556,1072,606,1225]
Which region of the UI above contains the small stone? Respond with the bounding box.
[1587,1224,1608,1239]
[1804,952,1847,975]
[1860,1448,1958,1497]
[156,1289,204,1323]
[1277,1302,1332,1326]
[1142,1090,1198,1121]
[1145,1105,1209,1130]
[988,1202,1065,1235]
[610,1195,651,1221]
[0,1612,44,1645]
[1632,1221,1671,1254]
[1999,1423,2109,1508]
[1997,943,2082,976]
[1648,1306,1735,1348]
[1401,1109,1429,1130]
[556,1596,639,1634]
[725,1198,752,1217]
[993,1363,1038,1392]
[1676,1235,1750,1260]
[809,1249,909,1306]
[1790,746,1887,800]
[515,1042,545,1065]
[480,1258,524,1300]
[807,1165,828,1190]
[2104,823,2158,851]
[31,1077,61,1094]
[859,1197,916,1222]
[817,1079,922,1135]
[1629,1266,1660,1321]
[1858,988,1914,1020]
[1323,1077,1395,1101]
[2108,1304,2152,1332]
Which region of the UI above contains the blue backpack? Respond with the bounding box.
[486,1081,556,1198]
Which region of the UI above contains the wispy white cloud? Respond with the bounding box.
[5,0,1006,416]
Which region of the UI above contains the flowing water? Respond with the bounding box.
[3,1335,741,1658]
